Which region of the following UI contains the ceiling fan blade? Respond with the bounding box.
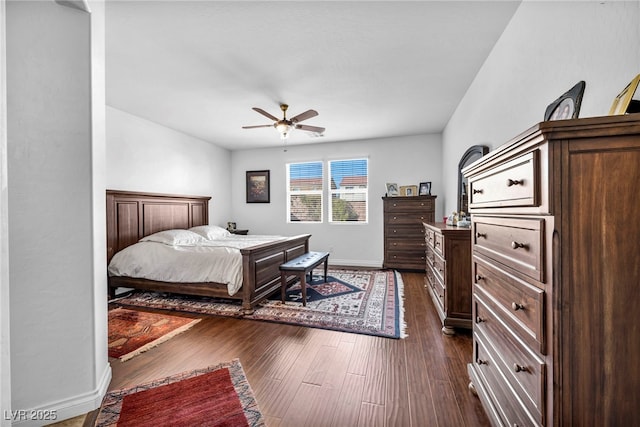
[252,107,279,121]
[242,124,273,129]
[296,124,325,133]
[290,109,318,123]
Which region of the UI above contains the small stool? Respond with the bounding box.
[279,251,330,306]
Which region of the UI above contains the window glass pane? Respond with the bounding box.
[290,194,322,222]
[329,158,368,223]
[287,161,323,223]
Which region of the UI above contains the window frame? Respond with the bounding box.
[286,161,324,223]
[328,157,369,224]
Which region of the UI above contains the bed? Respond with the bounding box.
[106,190,310,313]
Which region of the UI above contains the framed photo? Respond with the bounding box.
[609,74,640,115]
[400,185,418,197]
[544,80,586,121]
[419,181,432,196]
[246,170,270,203]
[386,182,399,197]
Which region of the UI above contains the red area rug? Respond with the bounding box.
[114,269,406,338]
[108,308,201,361]
[95,359,265,427]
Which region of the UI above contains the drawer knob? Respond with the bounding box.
[476,232,486,239]
[475,274,484,281]
[392,243,397,246]
[507,178,524,186]
[513,363,527,373]
[511,241,528,250]
[511,302,525,311]
[472,188,483,194]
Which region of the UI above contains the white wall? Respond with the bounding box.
[1,0,11,424]
[442,0,640,214]
[6,0,109,424]
[106,106,232,226]
[231,134,442,267]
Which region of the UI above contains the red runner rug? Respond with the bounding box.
[95,359,265,426]
[108,307,201,361]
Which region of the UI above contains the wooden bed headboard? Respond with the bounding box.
[106,190,211,264]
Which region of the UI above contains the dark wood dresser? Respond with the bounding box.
[423,222,472,335]
[463,115,640,426]
[382,195,436,270]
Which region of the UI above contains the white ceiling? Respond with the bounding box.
[106,1,521,151]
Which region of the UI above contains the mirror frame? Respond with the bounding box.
[457,145,489,213]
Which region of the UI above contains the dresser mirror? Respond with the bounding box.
[457,145,489,213]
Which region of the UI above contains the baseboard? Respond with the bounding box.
[328,258,383,269]
[11,363,111,426]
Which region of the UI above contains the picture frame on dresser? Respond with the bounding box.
[385,182,399,196]
[419,182,431,196]
[543,80,585,121]
[609,74,640,115]
[400,185,417,197]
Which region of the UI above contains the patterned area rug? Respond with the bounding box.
[108,308,201,361]
[95,359,265,427]
[115,269,406,338]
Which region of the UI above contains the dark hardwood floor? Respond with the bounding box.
[105,272,490,427]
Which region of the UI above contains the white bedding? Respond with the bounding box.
[107,234,286,296]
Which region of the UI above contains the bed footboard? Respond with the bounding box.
[240,234,310,313]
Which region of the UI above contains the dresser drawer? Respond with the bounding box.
[425,244,435,267]
[473,216,544,282]
[385,212,433,225]
[384,198,434,213]
[473,332,541,427]
[433,232,445,256]
[385,223,425,239]
[386,235,427,251]
[386,249,426,267]
[427,268,445,313]
[474,296,545,423]
[432,253,445,283]
[474,257,545,353]
[425,226,435,247]
[469,150,538,209]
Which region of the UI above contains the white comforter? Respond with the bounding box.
[107,235,286,296]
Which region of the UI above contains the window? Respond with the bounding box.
[286,161,323,222]
[329,158,368,223]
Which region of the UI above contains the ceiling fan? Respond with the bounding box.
[242,104,325,139]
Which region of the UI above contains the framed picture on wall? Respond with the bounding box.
[246,170,270,203]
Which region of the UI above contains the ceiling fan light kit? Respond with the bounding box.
[242,103,326,141]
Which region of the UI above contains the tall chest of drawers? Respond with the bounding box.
[423,222,472,335]
[463,115,640,426]
[382,196,436,270]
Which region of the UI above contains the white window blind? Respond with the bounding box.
[286,161,323,223]
[328,158,368,223]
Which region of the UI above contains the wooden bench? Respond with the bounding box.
[279,251,330,306]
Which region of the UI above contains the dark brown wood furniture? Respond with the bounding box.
[279,251,329,306]
[230,229,249,235]
[423,222,472,335]
[106,190,310,313]
[463,115,640,426]
[382,195,436,270]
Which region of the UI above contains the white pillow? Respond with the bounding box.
[140,229,206,246]
[189,225,231,240]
